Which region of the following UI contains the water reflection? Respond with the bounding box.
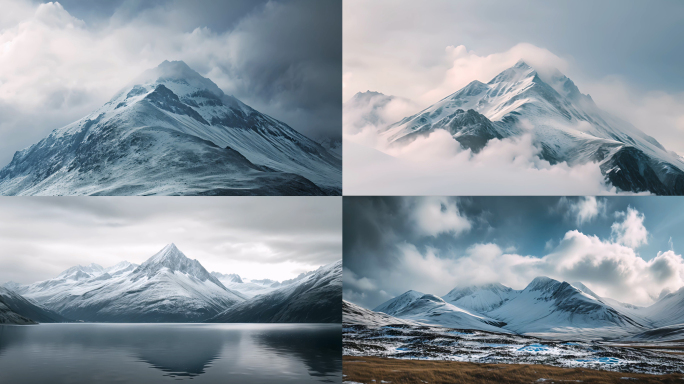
[254,325,342,381]
[0,324,341,383]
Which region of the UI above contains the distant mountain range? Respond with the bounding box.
[350,60,684,195]
[2,244,341,324]
[348,276,684,341]
[0,60,341,196]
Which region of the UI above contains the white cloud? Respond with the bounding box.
[411,197,471,237]
[560,196,606,226]
[343,131,615,195]
[385,207,681,306]
[611,207,648,248]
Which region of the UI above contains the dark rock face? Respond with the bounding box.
[208,261,342,323]
[601,146,684,195]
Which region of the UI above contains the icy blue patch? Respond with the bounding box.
[517,344,549,352]
[598,357,620,365]
[575,357,620,365]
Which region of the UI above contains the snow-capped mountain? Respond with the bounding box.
[372,290,425,315]
[443,283,517,313]
[366,276,684,340]
[373,292,508,332]
[0,60,341,196]
[343,300,420,327]
[211,272,243,284]
[11,244,246,322]
[208,260,342,323]
[210,273,282,299]
[0,286,66,323]
[487,277,644,339]
[645,287,684,328]
[380,60,684,195]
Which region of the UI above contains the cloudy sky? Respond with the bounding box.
[343,0,684,154]
[0,0,341,167]
[0,197,341,285]
[344,196,684,309]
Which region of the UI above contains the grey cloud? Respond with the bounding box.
[344,197,684,309]
[0,197,341,285]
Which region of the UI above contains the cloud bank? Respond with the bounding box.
[0,197,341,285]
[343,197,684,308]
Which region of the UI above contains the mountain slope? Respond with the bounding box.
[208,260,342,323]
[343,300,421,327]
[645,287,684,327]
[16,244,246,322]
[0,60,340,196]
[374,292,507,332]
[487,277,644,339]
[443,283,518,313]
[0,301,36,324]
[372,290,425,315]
[0,286,66,323]
[381,60,684,195]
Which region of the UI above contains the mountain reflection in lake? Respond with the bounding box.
[0,323,341,384]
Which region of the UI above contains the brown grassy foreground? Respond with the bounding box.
[343,356,684,384]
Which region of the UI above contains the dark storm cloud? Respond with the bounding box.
[0,197,341,285]
[343,197,684,309]
[0,0,340,167]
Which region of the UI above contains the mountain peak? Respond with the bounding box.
[145,243,186,265]
[526,276,561,290]
[131,60,225,99]
[134,244,226,288]
[487,60,537,86]
[513,59,532,69]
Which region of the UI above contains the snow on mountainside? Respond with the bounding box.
[0,286,66,323]
[443,283,517,313]
[0,60,341,196]
[343,300,421,327]
[208,260,342,323]
[380,60,684,195]
[319,137,342,159]
[487,277,645,339]
[373,290,424,315]
[12,244,246,322]
[645,287,684,328]
[374,292,508,333]
[369,277,684,341]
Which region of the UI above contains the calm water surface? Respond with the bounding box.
[0,323,341,384]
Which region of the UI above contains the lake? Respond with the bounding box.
[0,323,341,383]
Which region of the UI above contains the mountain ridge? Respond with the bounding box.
[0,60,341,196]
[365,276,683,340]
[372,60,684,194]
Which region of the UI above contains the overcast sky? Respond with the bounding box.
[343,0,684,154]
[0,0,341,167]
[344,196,684,309]
[0,197,341,285]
